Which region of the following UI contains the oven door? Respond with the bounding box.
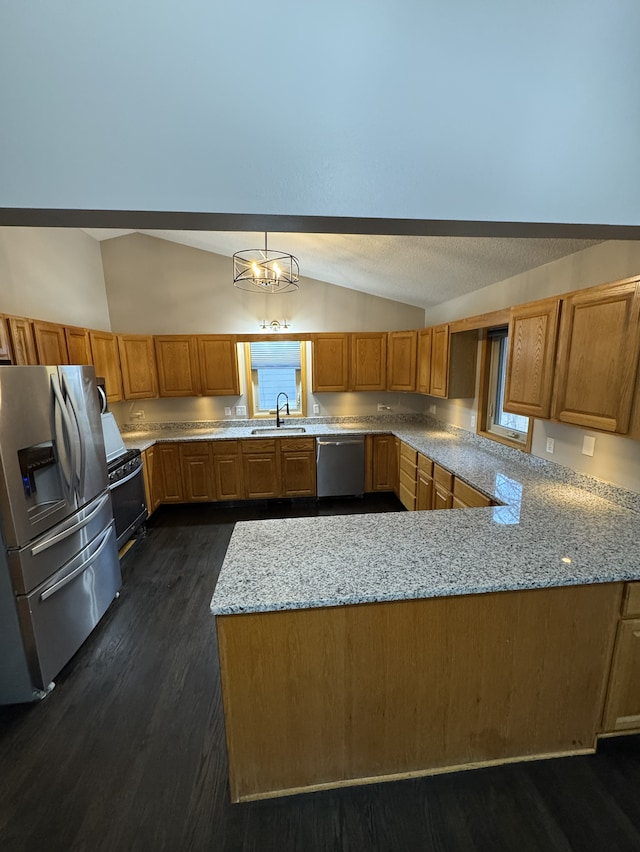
[110,464,147,548]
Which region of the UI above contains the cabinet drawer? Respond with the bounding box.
[178,441,211,458]
[242,439,276,454]
[399,481,416,511]
[433,464,453,491]
[417,453,433,477]
[211,440,240,455]
[400,443,417,465]
[399,468,417,494]
[399,454,417,478]
[279,437,315,452]
[623,583,640,617]
[453,477,492,508]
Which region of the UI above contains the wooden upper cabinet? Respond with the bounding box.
[552,280,640,433]
[430,325,450,397]
[503,299,560,419]
[387,331,417,392]
[0,316,13,362]
[32,320,69,365]
[312,333,350,392]
[629,363,640,441]
[7,317,38,365]
[155,335,201,397]
[89,330,123,403]
[351,332,387,391]
[417,328,432,395]
[65,326,93,365]
[197,336,240,396]
[118,334,158,399]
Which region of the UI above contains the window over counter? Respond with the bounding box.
[245,341,307,418]
[479,327,532,451]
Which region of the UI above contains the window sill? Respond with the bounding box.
[478,428,532,453]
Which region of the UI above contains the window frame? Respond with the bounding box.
[477,327,533,452]
[244,341,307,420]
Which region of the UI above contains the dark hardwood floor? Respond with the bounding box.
[1,496,639,852]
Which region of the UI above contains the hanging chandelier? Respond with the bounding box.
[233,232,299,294]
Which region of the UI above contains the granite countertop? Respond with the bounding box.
[119,417,640,615]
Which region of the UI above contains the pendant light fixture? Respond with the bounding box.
[233,232,299,294]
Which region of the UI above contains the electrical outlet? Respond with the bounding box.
[582,435,596,457]
[470,414,477,430]
[545,437,555,454]
[313,403,320,415]
[224,407,232,416]
[133,410,145,419]
[235,405,247,417]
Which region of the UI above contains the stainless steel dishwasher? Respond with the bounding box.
[316,435,365,497]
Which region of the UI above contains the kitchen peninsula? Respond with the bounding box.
[201,419,640,802]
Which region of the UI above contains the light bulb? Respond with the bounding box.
[273,262,281,278]
[252,261,261,278]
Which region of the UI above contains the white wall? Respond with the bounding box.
[0,228,111,329]
[101,233,424,334]
[424,241,640,493]
[1,4,640,227]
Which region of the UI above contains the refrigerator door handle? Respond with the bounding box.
[61,371,85,496]
[30,492,111,556]
[40,524,115,602]
[51,373,77,505]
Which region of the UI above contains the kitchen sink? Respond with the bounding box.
[250,426,307,435]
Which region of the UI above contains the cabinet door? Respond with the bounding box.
[416,454,433,511]
[179,442,213,502]
[370,434,395,492]
[0,316,13,362]
[211,441,243,501]
[89,330,123,402]
[430,325,450,397]
[504,299,560,419]
[433,484,453,510]
[351,333,387,391]
[155,444,184,503]
[155,336,201,397]
[417,328,432,395]
[552,281,640,433]
[242,454,279,499]
[602,618,640,732]
[32,320,70,365]
[281,451,316,497]
[387,331,417,392]
[118,335,158,399]
[312,334,349,392]
[7,317,38,365]
[142,447,159,516]
[65,327,93,365]
[198,336,240,396]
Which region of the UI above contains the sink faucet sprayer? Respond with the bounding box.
[276,392,290,428]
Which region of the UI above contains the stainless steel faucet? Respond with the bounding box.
[276,392,290,427]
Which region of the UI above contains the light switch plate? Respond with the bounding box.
[429,404,436,415]
[470,414,477,430]
[224,407,232,416]
[546,437,555,454]
[235,405,247,417]
[582,435,596,456]
[313,404,320,414]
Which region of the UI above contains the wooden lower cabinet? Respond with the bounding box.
[154,443,184,503]
[211,441,243,501]
[180,442,214,502]
[216,583,622,802]
[416,453,433,510]
[142,446,160,516]
[433,464,453,510]
[280,438,316,497]
[242,440,280,500]
[602,583,640,733]
[398,442,418,511]
[366,434,396,492]
[452,477,493,509]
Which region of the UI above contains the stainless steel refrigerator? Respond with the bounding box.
[0,365,121,704]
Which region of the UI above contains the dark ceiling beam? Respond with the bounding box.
[0,208,639,240]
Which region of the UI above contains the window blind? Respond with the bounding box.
[249,341,301,369]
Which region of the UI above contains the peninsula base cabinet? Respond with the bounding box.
[601,583,640,734]
[216,583,623,802]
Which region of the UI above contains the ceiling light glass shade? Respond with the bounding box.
[233,233,299,294]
